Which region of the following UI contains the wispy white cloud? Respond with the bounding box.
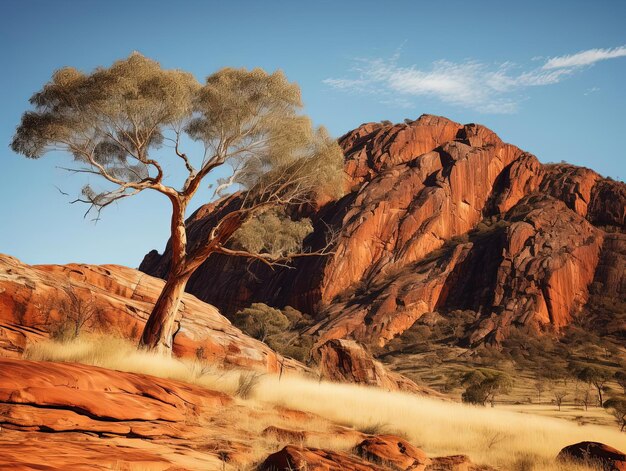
[324,45,626,114]
[321,78,369,91]
[543,46,626,69]
[584,86,600,96]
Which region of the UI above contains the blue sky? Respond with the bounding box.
[1,0,625,267]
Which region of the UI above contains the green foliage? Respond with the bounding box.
[12,52,344,223]
[461,369,513,406]
[232,209,313,258]
[232,303,314,362]
[232,303,290,341]
[187,66,345,202]
[11,53,198,160]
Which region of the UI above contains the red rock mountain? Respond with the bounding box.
[140,115,626,348]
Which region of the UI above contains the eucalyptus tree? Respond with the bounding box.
[11,53,344,354]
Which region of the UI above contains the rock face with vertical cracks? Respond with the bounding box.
[140,115,626,348]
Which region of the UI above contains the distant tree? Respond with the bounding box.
[534,380,546,402]
[603,397,626,432]
[552,390,568,411]
[573,365,612,407]
[615,371,626,395]
[462,383,491,406]
[11,54,344,354]
[576,386,594,411]
[462,369,513,407]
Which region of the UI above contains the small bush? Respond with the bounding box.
[232,303,315,362]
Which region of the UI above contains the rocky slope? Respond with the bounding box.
[0,254,429,394]
[0,357,494,470]
[140,114,626,348]
[0,253,299,372]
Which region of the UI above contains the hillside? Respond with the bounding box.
[139,115,625,350]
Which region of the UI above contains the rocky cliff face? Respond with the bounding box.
[140,115,626,348]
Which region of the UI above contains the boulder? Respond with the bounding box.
[426,455,496,471]
[354,434,431,470]
[557,442,626,471]
[259,445,387,471]
[317,338,442,396]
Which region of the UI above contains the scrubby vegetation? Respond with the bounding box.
[461,369,513,407]
[231,303,315,362]
[377,303,626,432]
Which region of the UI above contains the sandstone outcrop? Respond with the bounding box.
[0,254,301,373]
[557,441,626,471]
[140,115,626,349]
[260,442,496,471]
[354,434,432,470]
[317,338,442,396]
[0,357,238,469]
[260,445,387,471]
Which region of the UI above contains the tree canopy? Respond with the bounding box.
[11,53,344,220]
[11,53,345,353]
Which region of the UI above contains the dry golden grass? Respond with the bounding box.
[25,335,624,471]
[23,334,246,396]
[252,375,625,471]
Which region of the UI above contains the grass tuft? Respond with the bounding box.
[24,334,246,396]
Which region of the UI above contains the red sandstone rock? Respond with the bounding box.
[0,357,236,469]
[354,434,432,470]
[557,441,626,471]
[0,254,302,373]
[426,455,496,471]
[139,115,625,349]
[317,338,442,396]
[260,445,388,471]
[0,358,230,426]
